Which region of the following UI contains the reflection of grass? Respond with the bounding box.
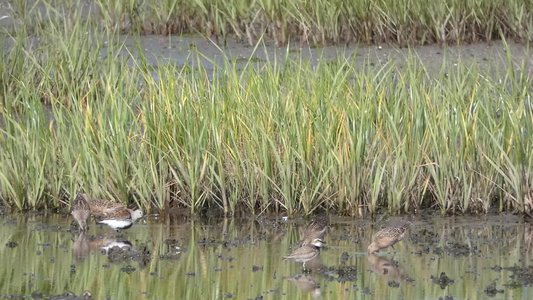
[0,7,532,215]
[0,215,530,298]
[7,0,532,46]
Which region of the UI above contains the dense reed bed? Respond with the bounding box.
[3,0,533,46]
[0,5,532,215]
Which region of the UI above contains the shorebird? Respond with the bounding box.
[97,217,142,231]
[78,192,143,231]
[367,221,411,254]
[71,192,91,231]
[284,238,326,269]
[300,215,328,246]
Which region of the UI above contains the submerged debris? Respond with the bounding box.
[491,265,503,272]
[431,272,454,289]
[159,252,181,260]
[484,281,504,296]
[252,265,263,272]
[387,280,400,287]
[106,243,151,268]
[120,265,136,274]
[340,252,350,264]
[410,229,439,255]
[503,265,533,287]
[432,242,480,257]
[323,265,357,282]
[5,241,18,248]
[444,242,480,256]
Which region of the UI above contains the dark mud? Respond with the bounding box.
[2,291,92,300]
[502,265,533,287]
[431,272,455,289]
[2,22,531,81]
[484,281,504,297]
[106,36,533,81]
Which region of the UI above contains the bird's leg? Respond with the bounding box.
[302,262,313,274]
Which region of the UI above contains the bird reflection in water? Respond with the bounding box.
[72,232,132,262]
[367,253,412,283]
[286,274,322,299]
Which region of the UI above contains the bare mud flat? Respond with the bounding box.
[0,212,531,299]
[92,35,532,87]
[115,35,532,75]
[1,22,531,77]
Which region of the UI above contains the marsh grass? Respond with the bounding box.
[0,4,532,215]
[5,0,530,46]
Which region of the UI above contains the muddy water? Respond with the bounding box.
[0,212,531,299]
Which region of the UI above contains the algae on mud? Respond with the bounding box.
[0,213,531,299]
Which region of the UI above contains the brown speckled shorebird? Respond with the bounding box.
[284,238,326,269]
[71,192,91,231]
[367,221,411,254]
[300,215,328,246]
[79,192,143,231]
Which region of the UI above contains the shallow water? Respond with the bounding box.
[0,212,531,299]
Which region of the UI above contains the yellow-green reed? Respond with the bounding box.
[56,0,533,45]
[0,4,532,215]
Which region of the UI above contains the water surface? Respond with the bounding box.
[0,212,531,299]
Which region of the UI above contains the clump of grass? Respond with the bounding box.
[16,0,521,46]
[0,4,531,215]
